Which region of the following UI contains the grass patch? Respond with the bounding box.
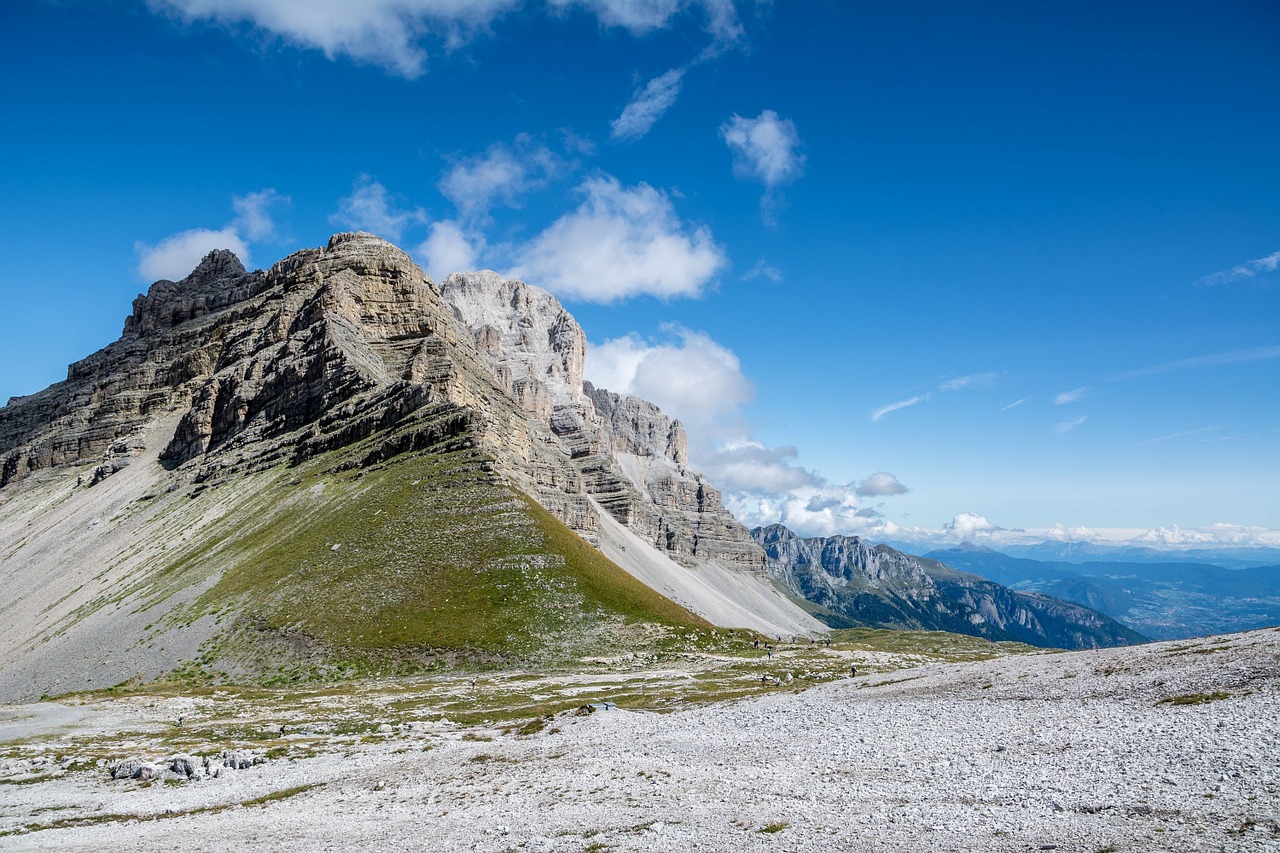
[758,821,789,834]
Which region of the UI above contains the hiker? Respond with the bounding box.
[175,715,184,728]
[753,638,759,649]
[850,664,857,677]
[279,724,287,737]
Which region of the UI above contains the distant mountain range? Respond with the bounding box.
[754,526,1145,650]
[924,544,1280,640]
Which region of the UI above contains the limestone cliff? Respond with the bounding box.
[440,270,765,572]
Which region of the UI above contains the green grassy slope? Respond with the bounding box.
[140,439,710,685]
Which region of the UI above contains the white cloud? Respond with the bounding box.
[586,326,751,433]
[1134,524,1216,545]
[611,67,685,141]
[939,372,996,392]
[330,175,426,241]
[510,174,726,302]
[1135,426,1219,446]
[415,220,484,277]
[720,109,805,188]
[148,0,521,78]
[135,227,251,282]
[548,0,742,40]
[1043,522,1105,543]
[1053,415,1088,434]
[135,187,285,281]
[1054,386,1088,405]
[999,397,1029,412]
[742,259,781,283]
[855,472,908,497]
[439,136,562,221]
[943,512,1005,541]
[704,439,816,493]
[871,396,923,422]
[1195,250,1280,287]
[231,188,289,241]
[151,0,743,78]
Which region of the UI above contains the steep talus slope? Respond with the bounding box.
[755,524,1146,649]
[4,234,814,701]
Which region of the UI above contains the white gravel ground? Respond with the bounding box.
[2,629,1277,852]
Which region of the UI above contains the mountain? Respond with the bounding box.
[927,545,1280,640]
[1000,540,1280,568]
[753,525,1146,649]
[0,233,819,702]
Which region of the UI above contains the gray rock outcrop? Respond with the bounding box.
[441,270,764,570]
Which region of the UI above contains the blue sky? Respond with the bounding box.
[2,0,1277,548]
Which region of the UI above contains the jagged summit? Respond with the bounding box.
[0,233,817,701]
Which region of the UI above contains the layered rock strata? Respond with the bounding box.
[440,270,765,571]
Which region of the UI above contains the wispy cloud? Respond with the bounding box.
[939,372,997,392]
[611,68,685,141]
[1054,386,1088,405]
[1054,415,1088,434]
[741,259,781,283]
[1195,250,1280,287]
[1135,426,1219,447]
[871,396,924,422]
[999,397,1028,412]
[330,175,425,241]
[1108,345,1280,381]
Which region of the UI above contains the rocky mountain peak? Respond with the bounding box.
[440,270,585,415]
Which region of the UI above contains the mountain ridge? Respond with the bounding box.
[755,524,1146,649]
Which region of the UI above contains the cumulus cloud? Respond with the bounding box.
[943,512,1005,541]
[135,187,287,281]
[331,175,426,241]
[415,220,484,278]
[704,440,816,493]
[1044,522,1105,543]
[1195,250,1280,287]
[586,326,752,432]
[148,0,520,78]
[1053,415,1088,434]
[1054,387,1088,405]
[1134,524,1216,546]
[855,472,908,497]
[510,174,726,302]
[439,136,562,222]
[720,110,805,188]
[135,227,251,282]
[611,67,685,141]
[871,396,923,422]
